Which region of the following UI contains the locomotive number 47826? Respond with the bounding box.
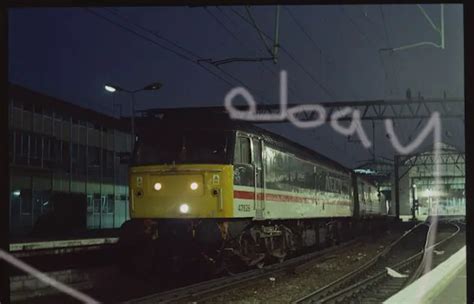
[238,204,251,212]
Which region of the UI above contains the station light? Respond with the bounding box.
[190,182,199,191]
[413,184,417,188]
[179,204,189,214]
[13,190,20,197]
[154,183,162,191]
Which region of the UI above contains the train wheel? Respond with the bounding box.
[238,231,266,268]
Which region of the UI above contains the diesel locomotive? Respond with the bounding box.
[118,110,387,274]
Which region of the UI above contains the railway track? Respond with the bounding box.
[124,239,365,304]
[293,218,463,304]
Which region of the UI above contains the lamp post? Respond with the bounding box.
[411,183,417,220]
[104,82,163,151]
[426,188,432,215]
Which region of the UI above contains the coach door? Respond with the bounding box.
[252,137,265,219]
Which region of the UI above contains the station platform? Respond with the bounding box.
[399,214,465,223]
[385,245,466,304]
[9,229,119,257]
[431,266,466,303]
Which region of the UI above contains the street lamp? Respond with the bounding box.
[105,85,118,93]
[104,81,163,151]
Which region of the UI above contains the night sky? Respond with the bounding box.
[8,4,464,167]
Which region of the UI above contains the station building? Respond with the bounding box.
[394,143,465,218]
[8,84,132,238]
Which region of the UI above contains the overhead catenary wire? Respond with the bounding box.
[245,6,275,57]
[218,6,326,102]
[283,5,330,89]
[379,5,401,97]
[358,7,386,41]
[339,6,387,81]
[204,7,256,56]
[378,6,440,147]
[85,7,280,106]
[205,6,276,66]
[230,7,338,101]
[233,6,365,157]
[96,7,276,104]
[225,6,344,155]
[283,6,324,57]
[218,8,334,126]
[211,6,307,101]
[83,8,235,88]
[107,7,203,60]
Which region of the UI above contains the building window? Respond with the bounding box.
[44,108,53,118]
[23,102,33,112]
[101,196,107,214]
[31,135,41,160]
[62,142,70,171]
[87,195,93,213]
[34,104,43,114]
[15,131,21,159]
[21,133,29,157]
[93,193,101,214]
[106,194,114,213]
[43,137,51,161]
[20,189,32,215]
[77,145,86,174]
[103,150,114,177]
[72,143,78,161]
[88,147,100,167]
[9,132,14,163]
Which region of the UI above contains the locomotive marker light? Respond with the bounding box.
[154,182,162,191]
[190,182,199,191]
[179,204,190,214]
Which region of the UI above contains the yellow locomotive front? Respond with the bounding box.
[129,163,234,219]
[129,125,236,219]
[118,125,246,276]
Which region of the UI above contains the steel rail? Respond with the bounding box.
[292,221,427,304]
[294,220,461,304]
[124,239,361,304]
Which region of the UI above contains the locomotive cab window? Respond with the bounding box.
[233,135,254,187]
[234,136,251,164]
[133,129,231,165]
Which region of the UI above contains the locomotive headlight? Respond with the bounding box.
[179,204,190,214]
[154,183,162,191]
[190,182,199,191]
